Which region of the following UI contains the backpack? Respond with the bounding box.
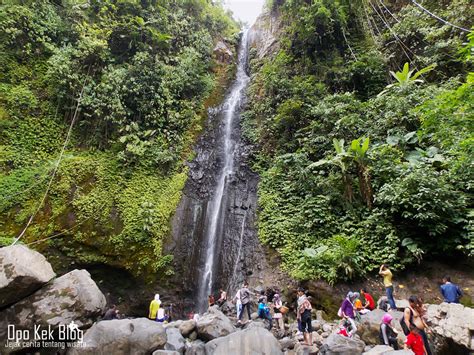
[379,299,389,312]
[400,308,414,336]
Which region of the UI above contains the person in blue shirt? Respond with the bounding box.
[440,276,462,303]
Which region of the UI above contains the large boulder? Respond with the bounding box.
[205,327,282,355]
[164,327,185,354]
[319,334,365,355]
[358,310,405,346]
[178,319,196,337]
[0,245,56,307]
[0,269,106,346]
[426,302,474,350]
[196,307,235,341]
[68,318,167,355]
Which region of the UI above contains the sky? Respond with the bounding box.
[223,0,266,26]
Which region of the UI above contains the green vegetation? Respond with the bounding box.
[0,0,238,276]
[245,0,473,284]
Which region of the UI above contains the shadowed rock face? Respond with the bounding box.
[167,31,275,313]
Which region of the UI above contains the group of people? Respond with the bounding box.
[231,282,288,332]
[148,294,173,323]
[335,264,464,355]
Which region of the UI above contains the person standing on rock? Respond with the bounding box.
[379,313,399,350]
[440,276,462,303]
[217,289,227,306]
[148,294,161,320]
[404,296,432,355]
[297,287,313,346]
[233,288,242,318]
[238,282,252,324]
[272,293,284,330]
[379,264,396,310]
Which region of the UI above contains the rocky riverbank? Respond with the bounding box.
[1,245,473,354]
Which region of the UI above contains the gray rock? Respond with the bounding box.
[279,336,296,350]
[185,339,205,355]
[196,307,235,341]
[153,351,180,355]
[205,327,282,355]
[179,320,196,337]
[0,269,106,347]
[362,345,397,354]
[68,318,167,355]
[165,327,185,354]
[322,323,333,333]
[0,245,56,307]
[294,343,319,355]
[311,320,322,331]
[320,333,365,355]
[426,302,474,350]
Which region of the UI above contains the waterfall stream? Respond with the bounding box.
[197,30,250,310]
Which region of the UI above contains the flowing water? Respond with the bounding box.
[197,30,250,309]
[169,30,270,314]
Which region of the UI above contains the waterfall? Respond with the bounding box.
[196,30,250,311]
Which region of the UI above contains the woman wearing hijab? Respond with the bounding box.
[379,313,399,349]
[149,294,161,320]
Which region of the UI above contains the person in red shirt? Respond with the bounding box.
[405,325,427,355]
[360,288,376,311]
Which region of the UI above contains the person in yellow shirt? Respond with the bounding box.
[379,264,396,310]
[149,294,161,320]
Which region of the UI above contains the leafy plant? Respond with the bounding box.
[378,62,436,96]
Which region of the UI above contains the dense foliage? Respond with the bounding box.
[0,0,238,276]
[245,0,473,283]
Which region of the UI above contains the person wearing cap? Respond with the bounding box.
[379,313,399,349]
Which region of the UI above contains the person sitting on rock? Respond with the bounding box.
[156,307,166,322]
[353,292,368,316]
[148,294,161,320]
[208,294,215,307]
[257,291,273,331]
[337,317,356,338]
[360,288,376,311]
[379,313,399,349]
[103,305,119,320]
[217,289,227,307]
[404,325,427,355]
[297,287,313,346]
[440,276,462,304]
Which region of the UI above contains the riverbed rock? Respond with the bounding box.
[178,319,196,337]
[358,310,405,346]
[294,343,319,355]
[319,333,365,355]
[153,351,180,355]
[279,336,296,350]
[68,318,167,355]
[0,245,56,307]
[205,327,282,355]
[362,345,414,354]
[165,327,185,354]
[0,269,106,346]
[196,308,235,341]
[186,339,206,355]
[426,302,474,350]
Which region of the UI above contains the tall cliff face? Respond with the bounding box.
[167,33,288,313]
[247,9,283,60]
